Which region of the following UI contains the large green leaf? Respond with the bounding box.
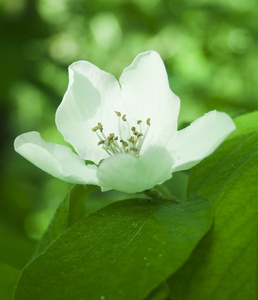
[145,281,171,300]
[36,184,143,256]
[15,196,213,300]
[35,185,96,255]
[0,263,20,300]
[168,111,258,299]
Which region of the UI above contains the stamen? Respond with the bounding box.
[98,122,103,132]
[137,120,142,138]
[112,137,122,152]
[116,112,123,140]
[92,125,101,132]
[121,140,128,149]
[93,112,151,157]
[108,133,115,140]
[102,146,112,156]
[96,131,104,142]
[130,147,138,153]
[107,133,115,146]
[128,136,135,144]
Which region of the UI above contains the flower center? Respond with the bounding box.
[92,111,151,157]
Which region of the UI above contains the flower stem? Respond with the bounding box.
[144,185,180,203]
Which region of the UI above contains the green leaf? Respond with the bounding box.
[35,184,138,256]
[35,185,92,255]
[145,281,171,300]
[15,196,213,300]
[0,263,20,300]
[168,111,258,300]
[35,189,70,255]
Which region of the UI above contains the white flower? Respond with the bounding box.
[14,51,236,194]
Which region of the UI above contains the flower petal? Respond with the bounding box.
[56,61,121,164]
[97,146,174,193]
[14,132,99,185]
[170,111,236,172]
[119,51,180,152]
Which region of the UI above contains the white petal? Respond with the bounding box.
[119,51,180,152]
[56,61,121,164]
[14,132,99,185]
[97,146,174,193]
[170,111,236,172]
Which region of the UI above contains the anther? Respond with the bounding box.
[92,125,101,132]
[94,112,150,156]
[122,141,128,149]
[130,147,138,153]
[128,136,135,143]
[98,122,103,132]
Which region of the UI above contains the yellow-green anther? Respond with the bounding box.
[128,136,135,143]
[92,125,101,132]
[93,112,150,156]
[107,133,114,141]
[130,147,138,153]
[122,142,128,149]
[98,122,103,132]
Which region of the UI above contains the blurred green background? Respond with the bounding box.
[0,0,257,269]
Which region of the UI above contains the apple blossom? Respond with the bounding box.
[14,51,236,194]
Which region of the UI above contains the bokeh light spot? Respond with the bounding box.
[90,13,122,50]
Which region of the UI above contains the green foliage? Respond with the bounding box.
[145,281,171,300]
[35,185,94,255]
[168,111,258,299]
[0,263,20,300]
[36,184,140,256]
[1,0,258,298]
[1,0,258,274]
[0,228,36,270]
[15,195,213,300]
